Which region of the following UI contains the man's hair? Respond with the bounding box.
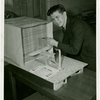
[47,4,66,16]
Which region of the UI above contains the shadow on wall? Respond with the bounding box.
[5,10,19,19]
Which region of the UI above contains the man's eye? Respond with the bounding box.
[56,16,60,19]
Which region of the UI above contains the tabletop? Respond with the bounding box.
[5,64,96,100]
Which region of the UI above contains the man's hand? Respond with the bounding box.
[47,38,58,47]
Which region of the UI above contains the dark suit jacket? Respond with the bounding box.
[56,14,96,71]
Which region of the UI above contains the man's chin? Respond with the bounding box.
[55,23,63,27]
[58,24,63,27]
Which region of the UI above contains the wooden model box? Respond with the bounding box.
[5,17,87,91]
[5,17,53,67]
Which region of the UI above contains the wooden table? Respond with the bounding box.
[5,64,96,100]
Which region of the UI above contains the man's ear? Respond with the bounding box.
[63,11,66,16]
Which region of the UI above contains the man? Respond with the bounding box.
[47,4,96,71]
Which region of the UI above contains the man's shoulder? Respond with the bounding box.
[70,16,91,29]
[71,16,86,25]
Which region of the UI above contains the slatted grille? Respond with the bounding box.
[22,24,47,62]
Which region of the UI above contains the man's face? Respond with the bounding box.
[50,11,65,27]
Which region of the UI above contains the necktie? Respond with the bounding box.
[61,26,65,32]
